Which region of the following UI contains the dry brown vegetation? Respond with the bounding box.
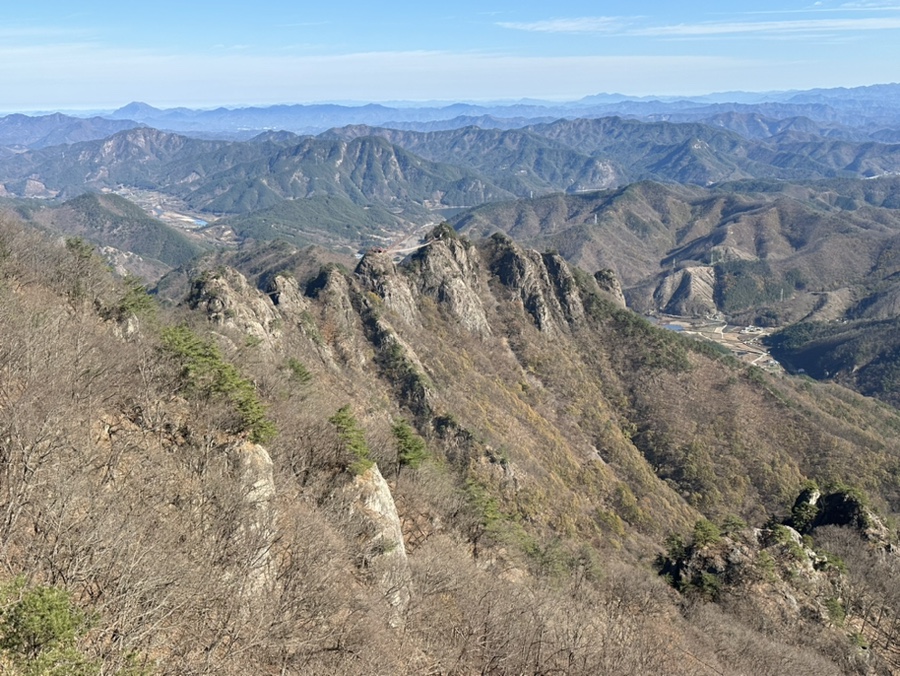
[0,216,898,673]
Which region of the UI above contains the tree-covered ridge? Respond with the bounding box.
[218,194,407,251]
[326,116,900,191]
[0,128,513,215]
[9,192,206,271]
[767,316,900,407]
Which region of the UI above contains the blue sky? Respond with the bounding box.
[2,0,899,110]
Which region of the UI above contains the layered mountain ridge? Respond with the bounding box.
[3,86,900,673]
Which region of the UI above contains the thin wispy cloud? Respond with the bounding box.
[0,41,771,107]
[735,4,900,14]
[3,6,898,109]
[635,16,900,36]
[497,17,623,34]
[840,1,900,8]
[498,14,900,37]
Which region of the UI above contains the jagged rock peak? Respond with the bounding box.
[485,233,585,335]
[187,267,281,346]
[594,269,627,309]
[355,251,420,326]
[406,225,492,337]
[265,272,309,316]
[541,251,585,325]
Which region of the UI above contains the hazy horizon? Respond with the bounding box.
[4,1,900,110]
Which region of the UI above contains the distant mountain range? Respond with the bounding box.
[0,113,143,149]
[4,114,900,224]
[0,127,513,213]
[0,82,897,144]
[324,114,900,191]
[90,82,900,135]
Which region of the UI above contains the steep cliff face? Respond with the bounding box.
[409,228,493,337]
[355,252,420,326]
[171,229,900,545]
[266,272,309,317]
[594,268,627,309]
[187,267,282,347]
[485,233,586,335]
[306,265,372,368]
[348,464,412,627]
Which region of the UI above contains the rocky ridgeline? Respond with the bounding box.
[486,233,586,334]
[179,224,626,616]
[186,223,612,379]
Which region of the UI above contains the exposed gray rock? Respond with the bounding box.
[187,267,281,347]
[228,441,277,594]
[594,269,627,309]
[355,252,420,326]
[350,464,412,627]
[542,252,585,324]
[266,273,309,317]
[307,266,371,368]
[412,234,492,337]
[487,234,585,335]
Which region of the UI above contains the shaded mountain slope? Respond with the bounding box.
[4,192,206,279]
[326,116,900,199]
[0,127,512,214]
[767,317,900,408]
[323,124,623,195]
[526,116,900,183]
[453,177,900,323]
[0,112,143,149]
